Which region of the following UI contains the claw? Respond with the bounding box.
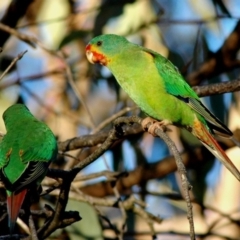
[141,117,157,131]
[142,117,172,136]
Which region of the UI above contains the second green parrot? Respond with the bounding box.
[0,104,58,233]
[86,34,240,181]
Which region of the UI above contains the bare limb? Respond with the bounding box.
[144,122,195,240]
[28,215,38,240]
[58,122,143,152]
[193,78,240,97]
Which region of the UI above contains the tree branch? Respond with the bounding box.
[0,0,35,47]
[193,78,240,97]
[187,20,240,85]
[58,123,143,152]
[36,170,81,239]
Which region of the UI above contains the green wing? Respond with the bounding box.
[0,123,57,193]
[142,47,232,137]
[142,47,199,99]
[20,127,57,164]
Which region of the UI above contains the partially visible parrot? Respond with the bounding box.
[86,34,240,181]
[0,104,58,233]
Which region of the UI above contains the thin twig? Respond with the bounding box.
[28,215,39,240]
[21,84,85,126]
[0,23,36,48]
[0,50,27,81]
[92,106,138,133]
[0,235,26,239]
[144,122,195,239]
[59,152,79,160]
[58,51,96,128]
[71,185,121,237]
[49,189,162,224]
[0,68,64,90]
[73,170,127,182]
[0,22,61,56]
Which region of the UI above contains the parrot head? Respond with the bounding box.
[3,104,33,131]
[3,104,30,119]
[86,34,129,66]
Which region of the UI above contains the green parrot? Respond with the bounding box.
[86,34,240,181]
[0,104,58,233]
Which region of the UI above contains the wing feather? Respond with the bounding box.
[1,161,49,193]
[142,47,232,137]
[187,98,232,137]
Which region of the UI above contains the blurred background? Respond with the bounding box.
[0,0,240,239]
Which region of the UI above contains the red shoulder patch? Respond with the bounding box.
[6,148,12,158]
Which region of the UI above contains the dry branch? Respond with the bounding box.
[58,123,143,152]
[187,20,240,85]
[125,117,196,240]
[0,50,27,81]
[0,0,34,47]
[193,78,240,97]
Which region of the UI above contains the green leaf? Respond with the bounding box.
[65,200,103,240]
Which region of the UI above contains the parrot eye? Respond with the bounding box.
[96,41,102,46]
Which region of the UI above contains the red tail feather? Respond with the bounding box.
[193,120,240,181]
[7,189,27,233]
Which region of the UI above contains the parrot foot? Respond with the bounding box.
[141,117,157,131]
[142,117,171,136]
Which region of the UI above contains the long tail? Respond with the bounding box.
[193,120,240,181]
[7,189,27,234]
[230,136,240,148]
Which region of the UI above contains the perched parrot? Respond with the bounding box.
[86,34,240,181]
[0,104,58,233]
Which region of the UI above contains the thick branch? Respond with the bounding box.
[193,78,240,97]
[58,123,143,152]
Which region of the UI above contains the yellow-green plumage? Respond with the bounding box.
[109,46,199,126]
[86,34,240,181]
